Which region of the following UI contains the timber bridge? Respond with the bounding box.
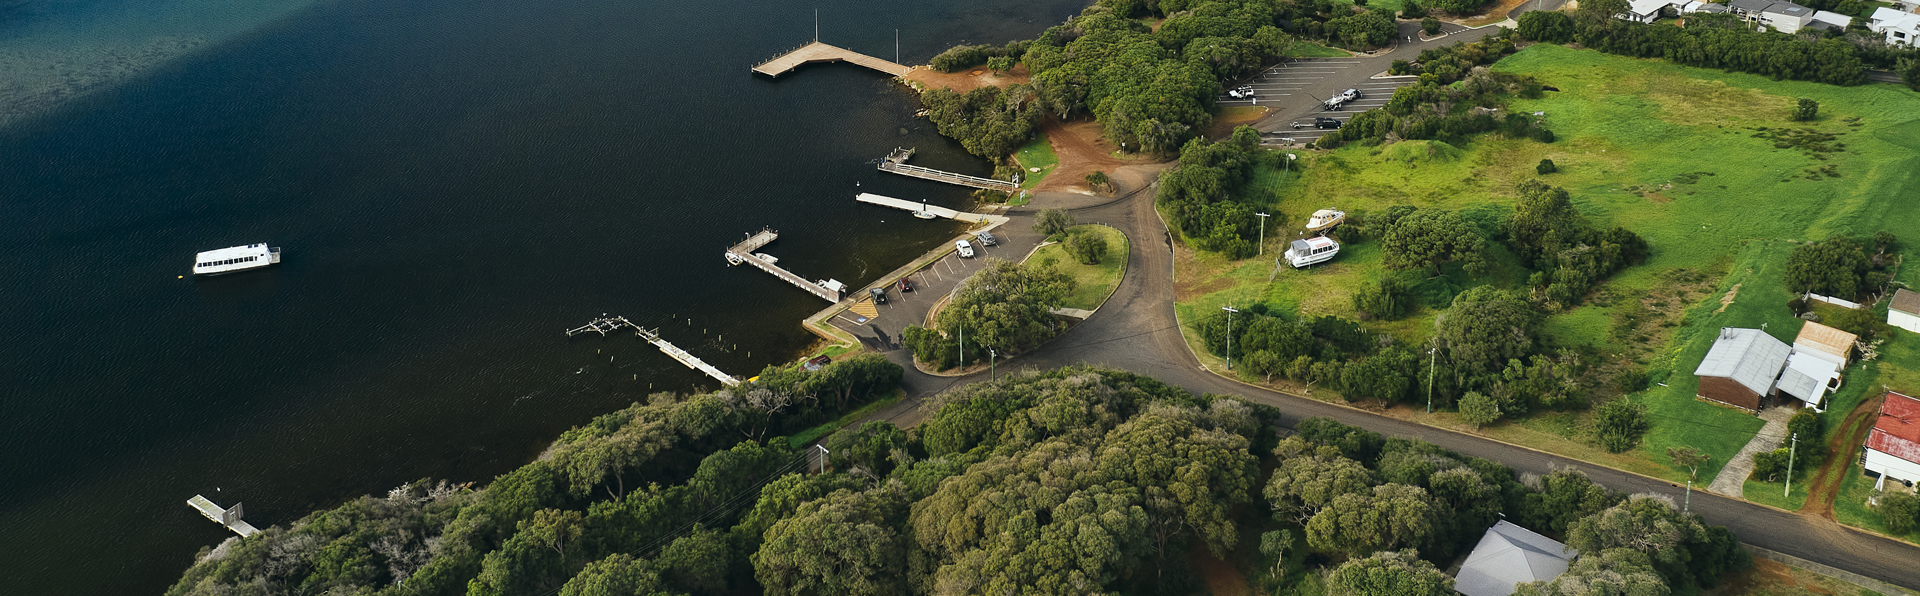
[725,228,845,303]
[878,147,1020,193]
[752,41,913,78]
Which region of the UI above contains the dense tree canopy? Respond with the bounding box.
[903,258,1075,370]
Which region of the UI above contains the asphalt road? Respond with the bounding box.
[857,171,1920,590]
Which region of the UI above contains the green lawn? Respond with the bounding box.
[1014,131,1058,190]
[1033,225,1130,311]
[1175,43,1920,485]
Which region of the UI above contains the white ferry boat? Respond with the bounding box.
[193,243,281,276]
[1283,236,1339,268]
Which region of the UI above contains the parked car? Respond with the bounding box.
[1314,117,1343,129]
[955,240,975,258]
[869,287,887,303]
[898,277,914,292]
[975,231,998,246]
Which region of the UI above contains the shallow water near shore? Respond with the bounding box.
[0,0,1084,592]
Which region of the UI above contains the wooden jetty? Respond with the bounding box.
[565,316,738,387]
[189,495,260,537]
[637,327,739,387]
[855,193,993,223]
[877,147,1020,192]
[752,41,914,78]
[725,228,844,303]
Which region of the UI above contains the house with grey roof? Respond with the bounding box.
[1760,2,1816,32]
[1889,288,1920,333]
[1727,0,1776,17]
[1693,327,1791,412]
[1456,521,1580,596]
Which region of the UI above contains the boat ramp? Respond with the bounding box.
[188,495,260,537]
[726,228,845,303]
[878,148,1020,193]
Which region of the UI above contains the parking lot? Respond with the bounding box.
[1216,57,1420,146]
[824,224,1040,353]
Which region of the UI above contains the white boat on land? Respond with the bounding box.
[1283,236,1339,268]
[193,243,280,276]
[1305,209,1345,231]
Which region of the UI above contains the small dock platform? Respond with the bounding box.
[753,42,913,78]
[877,147,1019,192]
[189,495,260,537]
[726,228,844,303]
[855,193,992,223]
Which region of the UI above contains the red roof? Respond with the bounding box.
[1869,392,1920,464]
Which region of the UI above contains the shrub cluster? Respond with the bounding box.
[1517,6,1865,86]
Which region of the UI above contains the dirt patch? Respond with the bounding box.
[902,65,1030,94]
[1187,540,1252,596]
[1647,192,1674,203]
[1805,392,1887,520]
[1032,118,1140,194]
[1715,283,1741,313]
[1455,0,1540,26]
[1207,106,1273,139]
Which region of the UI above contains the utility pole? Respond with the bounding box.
[1426,344,1437,414]
[959,324,965,370]
[1785,433,1798,497]
[988,347,997,380]
[1255,212,1271,256]
[814,444,830,474]
[1221,306,1239,371]
[1684,480,1692,513]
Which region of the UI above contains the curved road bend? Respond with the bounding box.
[859,173,1920,590]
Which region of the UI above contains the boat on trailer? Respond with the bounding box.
[193,243,281,276]
[1305,209,1345,231]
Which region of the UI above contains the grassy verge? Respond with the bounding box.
[1706,557,1891,596]
[1032,225,1130,311]
[1290,42,1353,58]
[786,388,905,448]
[1014,132,1058,190]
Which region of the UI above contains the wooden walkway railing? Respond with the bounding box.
[879,162,1020,192]
[753,42,913,78]
[725,229,843,303]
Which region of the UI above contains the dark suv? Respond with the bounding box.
[1314,117,1342,129]
[868,287,887,303]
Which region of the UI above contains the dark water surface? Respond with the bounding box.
[0,0,1083,592]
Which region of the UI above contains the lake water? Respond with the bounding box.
[0,0,1083,592]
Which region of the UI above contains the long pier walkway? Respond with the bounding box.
[753,42,913,78]
[566,316,738,387]
[877,148,1020,193]
[856,193,999,223]
[189,495,260,537]
[726,228,844,303]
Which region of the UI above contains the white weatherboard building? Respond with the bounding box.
[1866,392,1920,488]
[1890,289,1920,333]
[1871,7,1920,46]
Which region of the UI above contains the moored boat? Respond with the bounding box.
[193,243,281,276]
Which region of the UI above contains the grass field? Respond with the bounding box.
[1014,131,1058,190]
[1034,225,1130,311]
[1174,44,1920,493]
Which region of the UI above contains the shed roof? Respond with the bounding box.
[1728,0,1775,11]
[1697,3,1730,12]
[1694,328,1792,395]
[1892,289,1920,316]
[1775,351,1840,405]
[1869,392,1920,464]
[1793,321,1856,363]
[1809,10,1852,27]
[1629,0,1672,14]
[1457,521,1579,596]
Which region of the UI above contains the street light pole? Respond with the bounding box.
[1426,344,1437,414]
[1221,306,1239,371]
[989,347,997,380]
[1684,480,1692,513]
[1255,212,1271,256]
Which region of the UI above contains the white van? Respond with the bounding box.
[955,240,975,258]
